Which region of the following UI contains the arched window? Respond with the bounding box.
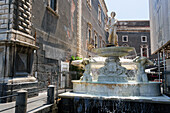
[141,45,148,57]
[141,36,147,42]
[122,43,129,47]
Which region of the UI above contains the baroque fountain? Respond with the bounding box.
[72,47,161,97]
[72,11,160,97]
[58,12,169,113]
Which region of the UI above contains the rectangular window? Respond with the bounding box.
[142,48,147,57]
[98,5,101,23]
[88,29,91,42]
[87,23,92,42]
[141,36,147,42]
[94,35,98,48]
[122,35,128,42]
[50,0,57,11]
[141,45,148,57]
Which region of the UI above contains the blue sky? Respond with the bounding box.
[105,0,149,20]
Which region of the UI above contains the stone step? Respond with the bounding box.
[5,87,39,102]
[7,81,38,90]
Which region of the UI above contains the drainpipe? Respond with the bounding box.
[163,48,166,93]
[158,52,160,82]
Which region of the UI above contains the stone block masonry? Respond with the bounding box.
[31,0,78,89]
[0,0,38,103]
[0,0,32,34]
[0,1,13,30]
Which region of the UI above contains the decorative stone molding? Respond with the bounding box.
[76,0,82,58]
[133,57,153,82]
[98,4,101,24]
[99,0,108,16]
[80,59,92,82]
[46,6,59,17]
[87,42,95,51]
[86,0,92,10]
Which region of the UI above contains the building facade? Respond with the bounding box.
[0,0,108,101]
[0,0,38,102]
[117,20,153,59]
[79,0,107,57]
[32,0,78,89]
[32,0,107,89]
[149,0,170,95]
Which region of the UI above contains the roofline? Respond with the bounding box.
[118,20,150,22]
[152,40,170,54]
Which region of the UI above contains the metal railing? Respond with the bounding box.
[0,86,55,113]
[0,71,78,113]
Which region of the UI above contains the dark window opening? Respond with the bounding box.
[142,48,147,57]
[88,29,91,42]
[142,36,147,42]
[123,36,128,42]
[50,0,57,11]
[95,36,97,48]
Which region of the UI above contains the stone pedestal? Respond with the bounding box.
[98,57,128,82]
[0,77,38,103]
[92,47,134,82]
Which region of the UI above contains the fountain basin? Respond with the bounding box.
[92,47,134,57]
[72,80,161,97]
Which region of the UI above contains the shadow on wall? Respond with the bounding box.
[41,10,59,34]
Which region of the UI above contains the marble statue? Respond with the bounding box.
[80,59,92,82]
[105,12,118,46]
[133,56,153,82]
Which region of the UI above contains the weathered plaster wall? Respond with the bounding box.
[117,21,155,59]
[149,0,170,54]
[32,0,78,88]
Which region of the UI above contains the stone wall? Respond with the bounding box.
[32,0,78,88]
[0,0,108,90]
[117,32,151,57]
[117,20,156,59]
[31,0,108,89]
[0,0,13,30]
